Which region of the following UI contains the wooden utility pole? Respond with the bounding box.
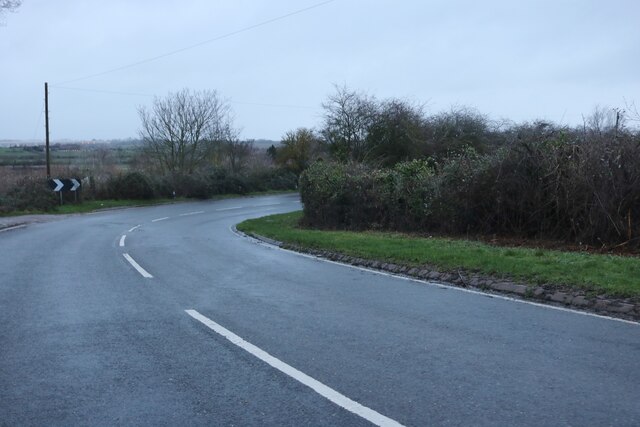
[45,82,51,178]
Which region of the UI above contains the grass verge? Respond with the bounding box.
[1,190,297,217]
[237,211,640,298]
[0,198,187,216]
[54,198,187,214]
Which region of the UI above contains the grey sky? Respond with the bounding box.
[1,0,638,141]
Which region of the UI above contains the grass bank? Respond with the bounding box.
[237,211,640,298]
[1,198,186,216]
[1,190,297,217]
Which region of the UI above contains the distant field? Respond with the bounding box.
[0,144,141,168]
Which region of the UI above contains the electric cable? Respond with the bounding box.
[53,0,335,86]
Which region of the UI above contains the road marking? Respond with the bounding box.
[151,217,169,222]
[122,253,153,278]
[185,309,404,427]
[128,225,141,232]
[252,202,282,207]
[216,206,243,211]
[0,224,27,233]
[119,235,126,247]
[231,226,640,326]
[179,211,205,216]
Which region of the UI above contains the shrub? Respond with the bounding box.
[300,133,640,248]
[104,171,155,200]
[3,176,58,212]
[299,160,433,230]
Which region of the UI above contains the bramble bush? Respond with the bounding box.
[299,130,640,248]
[98,167,298,200]
[102,171,155,200]
[1,176,58,212]
[299,159,433,230]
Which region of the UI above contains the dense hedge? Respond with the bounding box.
[0,176,58,213]
[299,159,433,230]
[99,168,297,200]
[299,135,640,248]
[0,167,297,213]
[103,171,155,200]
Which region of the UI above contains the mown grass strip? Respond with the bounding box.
[0,198,186,216]
[54,198,186,214]
[1,190,297,217]
[237,211,640,298]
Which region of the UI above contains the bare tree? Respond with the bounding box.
[138,89,236,174]
[582,105,625,138]
[277,128,325,174]
[0,0,21,24]
[321,84,377,162]
[222,138,254,173]
[625,100,640,129]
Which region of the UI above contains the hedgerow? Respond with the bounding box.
[300,132,640,248]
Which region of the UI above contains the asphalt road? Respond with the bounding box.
[1,194,638,426]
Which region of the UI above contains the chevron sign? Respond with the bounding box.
[47,178,81,192]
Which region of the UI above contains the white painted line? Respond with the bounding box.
[122,253,153,278]
[0,224,27,233]
[179,211,205,216]
[128,225,141,232]
[151,217,169,222]
[119,235,126,247]
[216,206,243,211]
[251,202,282,207]
[231,226,639,326]
[185,309,405,427]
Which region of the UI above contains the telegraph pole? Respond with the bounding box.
[45,82,51,178]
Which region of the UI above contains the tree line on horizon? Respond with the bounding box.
[2,83,639,251]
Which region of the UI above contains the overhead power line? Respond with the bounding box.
[51,86,154,97]
[52,85,319,110]
[53,0,335,86]
[231,100,318,110]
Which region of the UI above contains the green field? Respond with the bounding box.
[0,144,141,167]
[237,211,640,298]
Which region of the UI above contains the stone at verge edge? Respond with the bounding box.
[491,282,528,295]
[264,240,639,322]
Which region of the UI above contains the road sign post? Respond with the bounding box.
[48,178,82,205]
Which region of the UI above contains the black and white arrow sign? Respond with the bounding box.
[48,178,82,192]
[51,178,64,192]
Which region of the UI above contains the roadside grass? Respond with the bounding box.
[1,190,298,217]
[0,198,186,216]
[54,198,187,214]
[237,211,640,298]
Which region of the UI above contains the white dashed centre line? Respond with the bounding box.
[185,309,405,427]
[216,206,243,211]
[128,225,141,232]
[123,253,153,278]
[252,203,282,207]
[119,235,126,247]
[151,217,169,222]
[179,211,205,216]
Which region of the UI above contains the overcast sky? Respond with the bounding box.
[1,0,638,141]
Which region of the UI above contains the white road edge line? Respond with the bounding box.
[122,253,153,278]
[119,235,126,247]
[151,217,169,222]
[185,309,405,427]
[230,226,639,326]
[0,224,27,233]
[128,225,141,232]
[251,202,282,207]
[216,206,243,211]
[179,211,205,216]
